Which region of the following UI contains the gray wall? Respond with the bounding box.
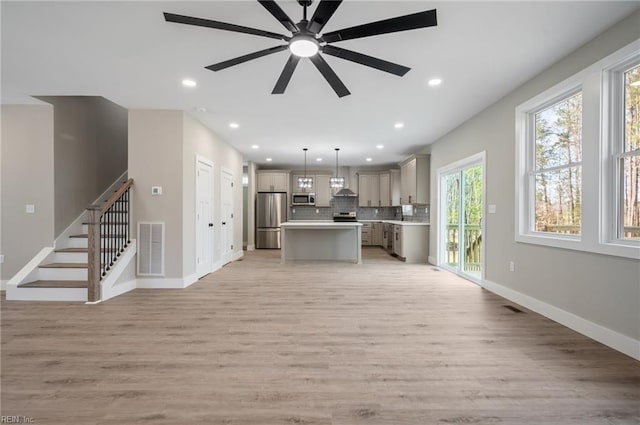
[37,96,127,237]
[129,110,184,278]
[1,105,55,280]
[129,110,244,280]
[182,113,244,276]
[424,11,640,340]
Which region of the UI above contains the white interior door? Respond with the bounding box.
[196,157,214,277]
[221,169,234,265]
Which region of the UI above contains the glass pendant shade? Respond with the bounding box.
[297,176,313,189]
[329,177,345,188]
[331,148,344,189]
[298,148,313,189]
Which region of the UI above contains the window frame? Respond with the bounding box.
[516,38,640,259]
[602,52,640,251]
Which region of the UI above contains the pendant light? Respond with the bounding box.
[329,148,345,189]
[297,148,313,189]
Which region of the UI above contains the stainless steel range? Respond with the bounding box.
[333,211,357,222]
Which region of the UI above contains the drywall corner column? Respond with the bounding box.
[0,105,55,280]
[128,110,184,279]
[247,161,256,250]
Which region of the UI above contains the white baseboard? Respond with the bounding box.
[1,280,7,291]
[246,244,255,251]
[136,271,200,289]
[428,255,436,265]
[482,278,640,361]
[103,279,137,301]
[233,250,244,261]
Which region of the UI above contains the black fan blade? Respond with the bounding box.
[321,9,437,43]
[272,55,301,94]
[258,1,299,32]
[164,12,288,41]
[322,45,410,76]
[309,54,350,98]
[307,0,342,34]
[206,45,288,72]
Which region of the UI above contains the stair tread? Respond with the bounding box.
[70,234,127,238]
[40,263,88,269]
[55,248,117,253]
[19,280,88,288]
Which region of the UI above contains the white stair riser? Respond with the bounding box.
[38,268,87,281]
[66,238,89,249]
[52,252,88,263]
[6,286,87,302]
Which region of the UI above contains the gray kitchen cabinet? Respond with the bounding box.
[358,174,380,207]
[379,173,390,207]
[400,154,430,204]
[257,171,290,193]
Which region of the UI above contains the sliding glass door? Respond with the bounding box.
[440,155,484,282]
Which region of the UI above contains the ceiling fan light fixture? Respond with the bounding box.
[289,35,319,58]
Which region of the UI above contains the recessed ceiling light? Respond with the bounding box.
[366,157,373,162]
[266,158,273,162]
[376,144,384,149]
[251,145,259,149]
[428,78,442,86]
[229,122,239,129]
[182,79,197,87]
[316,158,323,162]
[394,122,404,129]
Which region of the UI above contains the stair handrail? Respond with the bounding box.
[86,178,133,302]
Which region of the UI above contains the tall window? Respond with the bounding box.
[516,41,639,259]
[534,93,582,235]
[621,64,640,240]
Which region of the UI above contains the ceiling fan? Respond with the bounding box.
[164,1,437,98]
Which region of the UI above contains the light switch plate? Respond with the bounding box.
[151,186,163,196]
[0,254,4,264]
[26,204,35,214]
[488,204,496,214]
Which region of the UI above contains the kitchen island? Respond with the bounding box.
[280,221,363,264]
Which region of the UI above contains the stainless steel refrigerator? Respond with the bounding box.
[256,192,287,249]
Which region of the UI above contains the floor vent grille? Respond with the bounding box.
[503,305,524,313]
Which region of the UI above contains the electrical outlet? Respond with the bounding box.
[0,254,4,264]
[26,204,35,214]
[151,186,163,195]
[509,261,515,272]
[488,204,497,214]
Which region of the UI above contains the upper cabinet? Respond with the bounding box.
[358,173,380,207]
[379,172,390,207]
[257,170,290,192]
[400,154,430,204]
[314,174,332,207]
[390,169,401,206]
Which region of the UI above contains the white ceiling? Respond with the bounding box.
[2,1,638,168]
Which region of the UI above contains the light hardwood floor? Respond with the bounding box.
[2,248,639,424]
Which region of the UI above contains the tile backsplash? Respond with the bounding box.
[289,198,429,222]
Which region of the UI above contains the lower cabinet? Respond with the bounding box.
[393,224,429,263]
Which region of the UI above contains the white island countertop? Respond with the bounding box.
[282,221,363,228]
[359,220,430,226]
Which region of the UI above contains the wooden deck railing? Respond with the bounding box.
[446,224,482,272]
[86,179,133,302]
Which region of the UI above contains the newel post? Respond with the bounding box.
[87,205,102,303]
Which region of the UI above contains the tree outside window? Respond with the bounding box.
[622,65,640,240]
[534,93,583,234]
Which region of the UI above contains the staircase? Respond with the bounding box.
[6,179,134,302]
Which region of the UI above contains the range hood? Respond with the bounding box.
[334,187,357,197]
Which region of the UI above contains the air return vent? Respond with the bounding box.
[138,222,164,276]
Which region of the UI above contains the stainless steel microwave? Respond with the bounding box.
[291,193,316,206]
